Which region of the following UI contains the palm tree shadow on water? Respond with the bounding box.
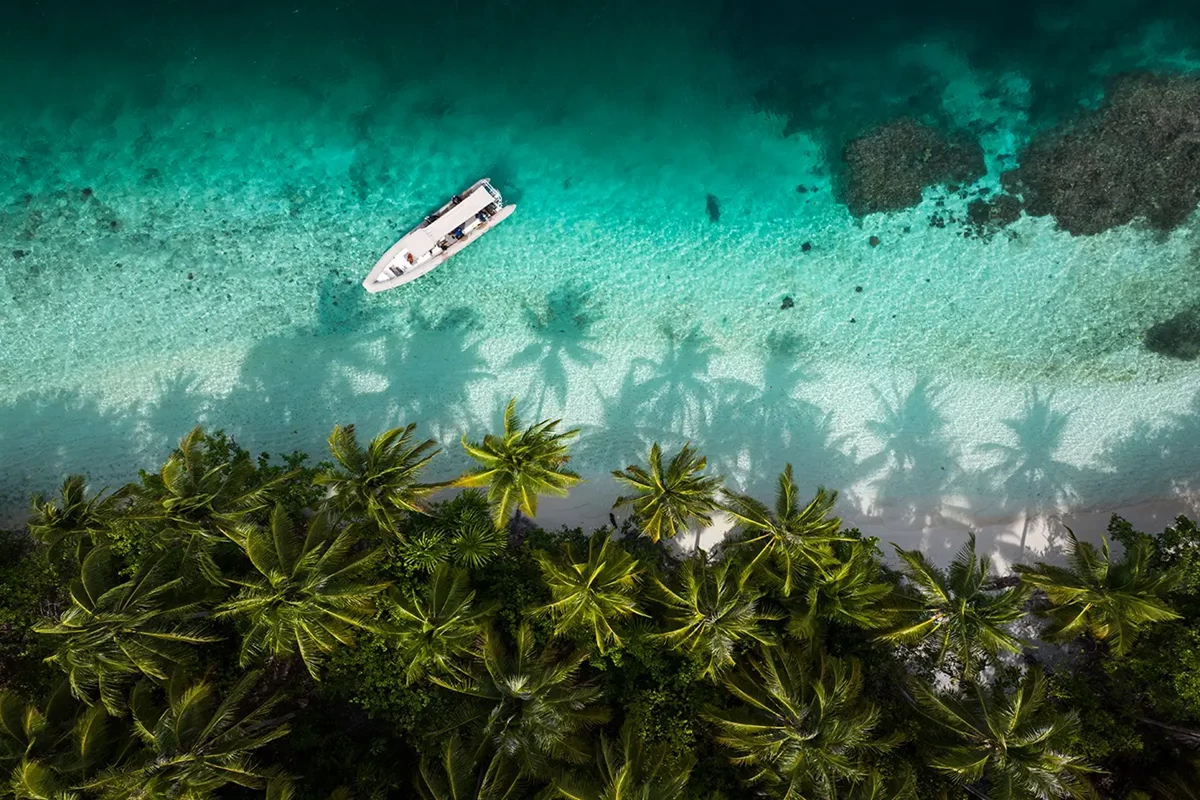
[505,282,604,418]
[1098,387,1200,514]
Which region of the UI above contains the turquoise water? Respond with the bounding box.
[4,0,1200,562]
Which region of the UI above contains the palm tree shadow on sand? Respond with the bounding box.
[1098,388,1200,513]
[505,282,604,418]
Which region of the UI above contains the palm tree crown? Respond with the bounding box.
[535,532,646,654]
[548,721,693,800]
[414,733,522,800]
[1016,529,1180,655]
[434,624,610,775]
[788,539,895,641]
[458,398,582,528]
[316,423,442,533]
[705,648,899,798]
[392,565,493,683]
[28,474,116,563]
[612,442,722,543]
[215,504,391,679]
[913,667,1094,800]
[85,671,290,799]
[723,466,846,595]
[881,533,1029,675]
[36,546,217,715]
[653,558,778,680]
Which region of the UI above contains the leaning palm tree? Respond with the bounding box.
[535,532,647,653]
[215,504,391,680]
[85,671,290,799]
[0,682,130,798]
[787,539,895,642]
[457,398,582,528]
[28,475,117,563]
[653,558,778,680]
[723,466,847,595]
[612,442,723,544]
[126,427,289,583]
[705,648,899,799]
[548,720,693,800]
[913,667,1094,799]
[392,565,494,683]
[316,423,443,534]
[433,624,610,776]
[1016,529,1179,656]
[35,546,218,715]
[880,534,1029,676]
[414,734,522,800]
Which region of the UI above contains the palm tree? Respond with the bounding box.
[392,565,493,683]
[723,466,847,595]
[612,442,722,544]
[36,546,218,715]
[1016,529,1180,655]
[0,683,130,798]
[535,532,646,653]
[704,648,899,798]
[548,721,693,800]
[316,423,443,534]
[215,504,391,679]
[458,398,582,528]
[787,540,894,641]
[846,769,918,800]
[433,624,610,775]
[653,558,778,680]
[401,490,507,573]
[85,671,290,799]
[414,734,522,800]
[913,667,1094,799]
[28,475,117,563]
[127,427,288,583]
[880,534,1029,675]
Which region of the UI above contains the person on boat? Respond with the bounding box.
[451,194,462,205]
[453,226,464,240]
[406,252,415,264]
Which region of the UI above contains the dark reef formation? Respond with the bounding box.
[1145,308,1200,361]
[840,119,985,217]
[1003,74,1200,236]
[966,194,1023,237]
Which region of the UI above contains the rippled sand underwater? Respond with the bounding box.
[3,0,1200,561]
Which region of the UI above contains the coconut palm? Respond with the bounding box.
[705,648,899,799]
[267,778,355,800]
[215,504,391,679]
[548,720,693,800]
[28,475,117,563]
[414,734,522,800]
[127,427,288,583]
[0,682,130,799]
[880,534,1029,675]
[458,398,582,528]
[85,671,290,799]
[653,558,778,680]
[36,546,218,715]
[392,565,493,683]
[723,466,847,595]
[846,769,918,800]
[1015,529,1180,655]
[534,532,646,653]
[316,423,443,534]
[612,442,722,544]
[433,624,610,775]
[913,667,1094,799]
[787,540,895,641]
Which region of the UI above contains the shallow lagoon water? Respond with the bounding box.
[4,0,1200,564]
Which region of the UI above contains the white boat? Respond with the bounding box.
[362,178,516,292]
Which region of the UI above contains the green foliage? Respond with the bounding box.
[399,491,506,574]
[882,533,1029,675]
[28,475,117,565]
[547,720,694,800]
[535,531,646,653]
[316,423,443,535]
[391,565,492,684]
[0,530,58,691]
[611,442,722,544]
[458,398,582,528]
[215,504,391,679]
[1018,529,1180,655]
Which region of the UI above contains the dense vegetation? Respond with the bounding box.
[1,400,1197,800]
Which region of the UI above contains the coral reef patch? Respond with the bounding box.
[1003,74,1200,236]
[839,119,985,217]
[1144,307,1200,360]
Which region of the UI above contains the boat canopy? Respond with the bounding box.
[407,187,497,253]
